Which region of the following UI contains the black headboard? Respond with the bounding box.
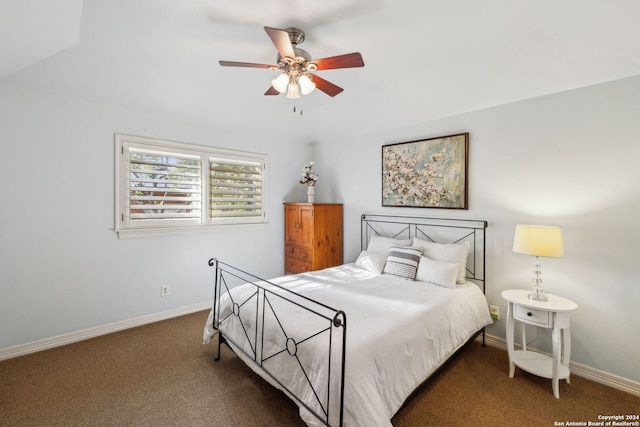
[361,214,488,292]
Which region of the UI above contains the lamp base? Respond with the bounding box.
[528,292,548,301]
[528,255,548,301]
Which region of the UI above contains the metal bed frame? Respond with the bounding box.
[207,258,347,426]
[208,213,488,426]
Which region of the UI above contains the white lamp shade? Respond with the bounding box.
[298,74,316,95]
[271,73,289,93]
[286,81,301,99]
[513,225,564,258]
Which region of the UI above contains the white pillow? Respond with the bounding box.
[354,250,385,274]
[366,235,412,257]
[416,256,459,288]
[412,237,470,283]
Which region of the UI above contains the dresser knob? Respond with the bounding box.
[527,312,533,317]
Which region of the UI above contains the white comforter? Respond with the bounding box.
[203,264,491,427]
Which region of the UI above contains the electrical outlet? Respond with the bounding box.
[489,305,499,321]
[161,285,170,297]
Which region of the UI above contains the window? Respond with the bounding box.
[115,134,267,238]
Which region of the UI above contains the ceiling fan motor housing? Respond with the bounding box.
[277,47,311,64]
[276,28,314,72]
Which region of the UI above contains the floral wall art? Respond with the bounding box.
[382,133,468,209]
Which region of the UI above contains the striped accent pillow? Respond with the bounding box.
[382,246,423,280]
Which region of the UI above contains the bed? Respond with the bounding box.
[203,214,491,427]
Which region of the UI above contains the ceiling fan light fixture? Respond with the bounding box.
[286,80,301,99]
[271,73,289,93]
[298,74,316,95]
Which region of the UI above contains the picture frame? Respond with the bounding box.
[382,132,469,209]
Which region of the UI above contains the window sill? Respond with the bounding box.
[115,222,269,239]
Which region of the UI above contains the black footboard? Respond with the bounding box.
[208,258,347,427]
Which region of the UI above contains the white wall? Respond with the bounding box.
[2,74,639,386]
[0,83,309,349]
[317,75,640,383]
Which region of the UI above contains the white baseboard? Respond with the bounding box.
[0,302,212,361]
[479,333,640,397]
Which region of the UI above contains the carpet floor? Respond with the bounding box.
[1,310,638,426]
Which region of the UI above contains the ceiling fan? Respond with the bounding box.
[219,26,364,99]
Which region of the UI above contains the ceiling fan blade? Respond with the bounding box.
[310,52,365,70]
[264,86,280,96]
[219,61,275,69]
[311,74,344,97]
[264,27,295,59]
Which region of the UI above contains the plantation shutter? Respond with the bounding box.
[116,134,267,237]
[128,148,202,223]
[209,157,263,220]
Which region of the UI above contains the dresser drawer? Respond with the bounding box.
[285,244,312,262]
[514,305,551,328]
[285,256,312,274]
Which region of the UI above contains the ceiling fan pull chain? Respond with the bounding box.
[293,98,299,114]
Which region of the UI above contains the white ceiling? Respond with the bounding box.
[0,0,82,78]
[3,0,640,141]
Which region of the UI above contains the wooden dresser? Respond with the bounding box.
[284,203,343,274]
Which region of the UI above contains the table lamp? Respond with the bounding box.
[512,224,564,301]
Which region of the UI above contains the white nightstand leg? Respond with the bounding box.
[506,301,516,378]
[562,327,571,384]
[552,320,561,398]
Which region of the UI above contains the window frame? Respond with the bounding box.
[115,133,268,239]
